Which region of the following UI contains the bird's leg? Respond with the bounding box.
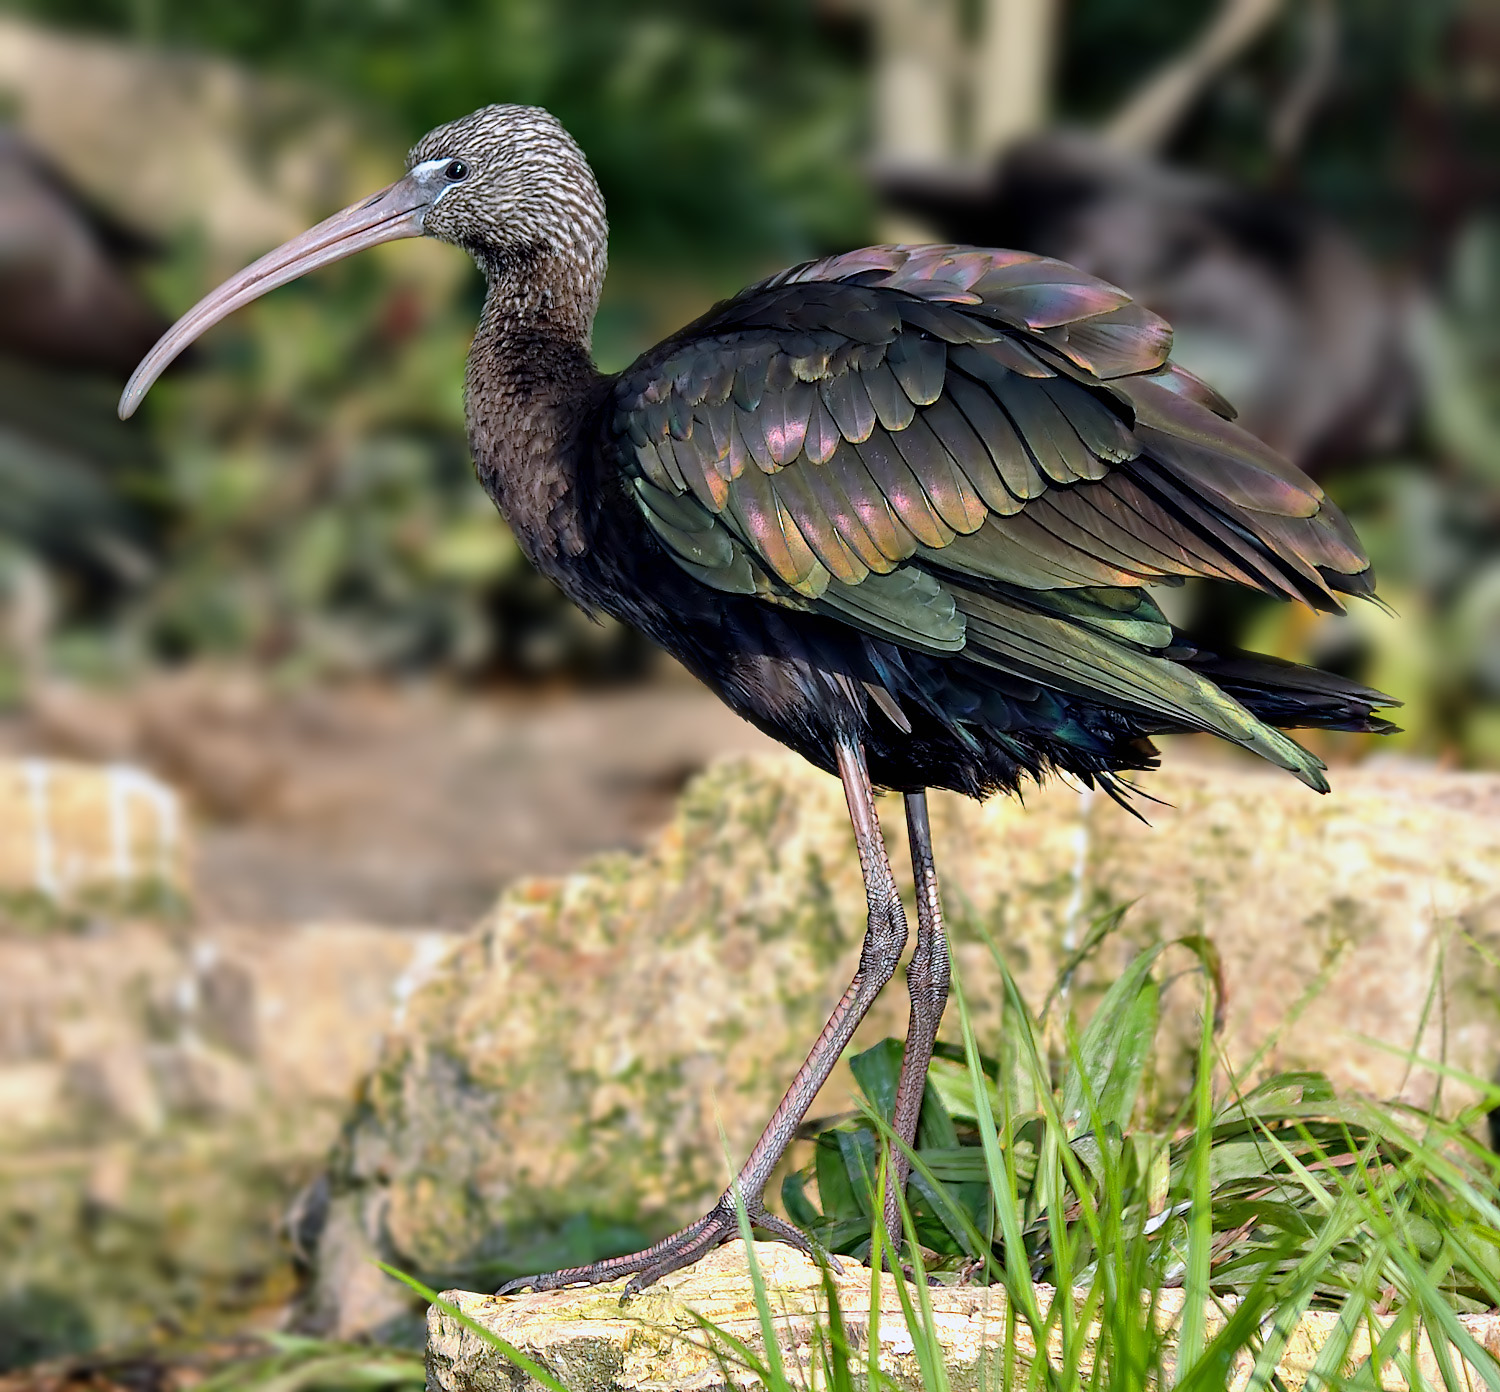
[882,789,952,1249]
[498,737,910,1298]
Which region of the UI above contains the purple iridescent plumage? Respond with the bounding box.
[603,243,1390,797]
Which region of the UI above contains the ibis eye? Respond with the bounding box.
[444,160,469,182]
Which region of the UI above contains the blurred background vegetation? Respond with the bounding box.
[0,3,1496,1378]
[0,0,1495,759]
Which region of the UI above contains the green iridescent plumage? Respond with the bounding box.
[608,245,1382,790]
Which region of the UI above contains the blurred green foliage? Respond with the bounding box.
[3,0,874,682]
[18,0,872,272]
[129,258,536,677]
[1,0,1497,760]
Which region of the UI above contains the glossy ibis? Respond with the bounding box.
[119,104,1395,1295]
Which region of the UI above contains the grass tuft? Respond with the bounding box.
[248,910,1499,1392]
[763,912,1500,1388]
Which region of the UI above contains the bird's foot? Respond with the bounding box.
[497,1192,832,1300]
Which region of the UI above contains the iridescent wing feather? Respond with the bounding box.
[604,246,1377,786]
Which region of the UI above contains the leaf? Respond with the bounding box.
[996,993,1046,1122]
[835,1128,880,1216]
[1060,944,1163,1136]
[848,1037,903,1122]
[917,1079,959,1154]
[848,1035,959,1153]
[1173,985,1217,1386]
[780,1170,821,1229]
[815,1131,864,1223]
[913,1146,993,1185]
[1204,1140,1284,1188]
[1132,1130,1172,1217]
[925,1054,1003,1126]
[1069,1123,1126,1190]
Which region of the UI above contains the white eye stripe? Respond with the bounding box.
[410,156,474,206]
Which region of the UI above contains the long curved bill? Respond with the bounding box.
[118,173,433,419]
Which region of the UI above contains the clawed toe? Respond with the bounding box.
[497,1264,610,1295]
[493,1194,839,1300]
[747,1208,841,1274]
[619,1217,735,1299]
[496,1271,554,1296]
[495,1210,728,1299]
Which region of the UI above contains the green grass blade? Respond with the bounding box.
[888,1173,953,1392]
[868,1161,890,1392]
[1059,942,1162,1137]
[376,1263,571,1392]
[816,1260,859,1392]
[953,971,1046,1337]
[1385,1244,1500,1391]
[683,1308,778,1389]
[1312,1278,1390,1392]
[729,1181,793,1390]
[1171,983,1216,1387]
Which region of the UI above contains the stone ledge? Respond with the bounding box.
[426,1240,1500,1392]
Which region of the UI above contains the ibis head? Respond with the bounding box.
[117,104,606,419]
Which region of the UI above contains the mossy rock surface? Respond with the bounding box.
[309,756,1500,1335]
[0,896,458,1360]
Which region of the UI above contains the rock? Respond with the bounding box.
[30,671,284,823]
[0,15,353,263]
[16,675,783,926]
[0,905,460,1360]
[0,758,188,916]
[0,916,458,1136]
[0,16,464,298]
[426,1240,1500,1392]
[310,756,1500,1334]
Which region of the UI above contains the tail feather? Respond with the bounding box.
[1177,646,1400,736]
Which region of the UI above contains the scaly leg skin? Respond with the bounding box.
[882,789,952,1250]
[498,738,910,1299]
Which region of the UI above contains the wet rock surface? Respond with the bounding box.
[308,755,1500,1337]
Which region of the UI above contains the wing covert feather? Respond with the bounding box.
[606,240,1375,665]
